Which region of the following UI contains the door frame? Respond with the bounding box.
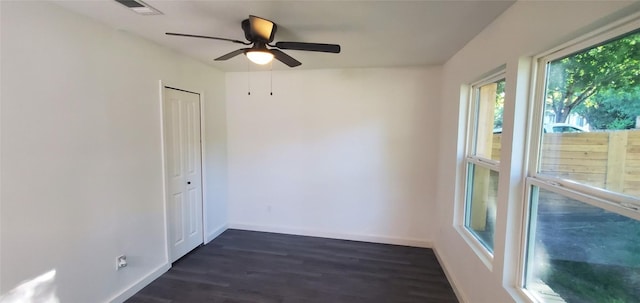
[158,81,208,264]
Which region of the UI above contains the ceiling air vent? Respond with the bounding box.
[114,0,162,15]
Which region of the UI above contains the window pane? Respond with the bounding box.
[525,186,640,303]
[465,164,498,251]
[473,79,505,161]
[539,31,640,198]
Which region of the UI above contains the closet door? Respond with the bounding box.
[163,87,203,262]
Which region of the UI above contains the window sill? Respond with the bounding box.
[526,280,566,303]
[454,224,494,271]
[505,281,566,303]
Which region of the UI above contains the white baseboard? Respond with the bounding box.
[228,222,432,248]
[433,247,468,303]
[108,263,171,303]
[205,224,228,244]
[108,225,227,303]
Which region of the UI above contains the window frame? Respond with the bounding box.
[458,71,506,268]
[517,16,640,303]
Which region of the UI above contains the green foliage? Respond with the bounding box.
[576,87,640,129]
[609,118,635,130]
[545,31,640,124]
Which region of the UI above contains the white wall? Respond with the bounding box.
[0,2,227,302]
[435,1,640,302]
[226,67,441,246]
[6,1,637,302]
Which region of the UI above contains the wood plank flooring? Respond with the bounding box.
[125,229,458,303]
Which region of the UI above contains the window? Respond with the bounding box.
[463,75,505,254]
[523,26,640,303]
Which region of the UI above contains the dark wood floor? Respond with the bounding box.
[126,229,458,303]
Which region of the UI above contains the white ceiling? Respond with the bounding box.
[53,0,515,72]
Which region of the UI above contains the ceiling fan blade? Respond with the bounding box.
[275,42,341,53]
[166,32,250,45]
[249,15,277,42]
[271,49,301,67]
[214,48,250,61]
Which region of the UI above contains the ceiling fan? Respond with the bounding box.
[166,15,341,68]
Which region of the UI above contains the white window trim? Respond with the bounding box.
[527,20,640,219]
[456,71,506,269]
[456,222,495,270]
[531,175,640,218]
[467,156,501,170]
[528,178,640,222]
[467,72,506,161]
[517,13,640,303]
[520,177,640,303]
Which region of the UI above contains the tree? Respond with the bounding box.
[545,31,640,123]
[575,87,640,130]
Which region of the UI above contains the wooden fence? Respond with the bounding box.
[492,129,640,197]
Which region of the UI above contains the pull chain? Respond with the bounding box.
[247,59,251,95]
[270,62,273,96]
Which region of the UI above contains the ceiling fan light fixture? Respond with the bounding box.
[246,50,274,65]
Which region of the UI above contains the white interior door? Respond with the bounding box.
[163,87,203,262]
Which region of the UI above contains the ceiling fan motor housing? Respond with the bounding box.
[242,17,277,43]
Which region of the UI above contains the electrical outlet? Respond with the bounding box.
[116,255,127,270]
